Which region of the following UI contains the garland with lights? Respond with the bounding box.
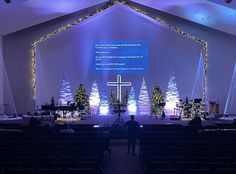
[31,1,208,104]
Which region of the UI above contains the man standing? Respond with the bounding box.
[125,115,139,155]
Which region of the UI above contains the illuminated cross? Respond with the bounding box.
[107,75,131,101]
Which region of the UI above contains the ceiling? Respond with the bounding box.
[132,0,236,36]
[0,0,108,35]
[0,0,235,36]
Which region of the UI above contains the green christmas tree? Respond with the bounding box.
[151,85,164,115]
[190,99,205,118]
[74,84,90,115]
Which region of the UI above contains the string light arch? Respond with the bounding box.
[31,1,208,102]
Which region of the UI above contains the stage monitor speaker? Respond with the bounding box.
[193,98,202,103]
[170,115,181,120]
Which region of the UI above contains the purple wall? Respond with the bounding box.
[3,2,236,114]
[36,4,201,107]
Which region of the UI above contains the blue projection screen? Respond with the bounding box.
[94,41,148,74]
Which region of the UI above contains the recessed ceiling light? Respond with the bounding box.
[4,0,11,4]
[225,0,233,4]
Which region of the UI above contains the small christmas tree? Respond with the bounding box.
[58,79,73,105]
[165,71,180,115]
[109,89,115,109]
[128,86,137,114]
[151,85,164,115]
[138,77,150,115]
[99,86,109,115]
[89,81,100,115]
[74,84,90,115]
[190,99,205,118]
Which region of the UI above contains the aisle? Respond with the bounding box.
[105,140,142,174]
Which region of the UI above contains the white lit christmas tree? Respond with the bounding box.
[89,81,100,115]
[59,79,73,105]
[99,86,109,115]
[138,77,150,115]
[128,86,137,115]
[165,71,180,115]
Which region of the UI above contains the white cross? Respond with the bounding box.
[107,75,131,101]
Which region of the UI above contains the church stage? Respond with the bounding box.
[0,114,234,129]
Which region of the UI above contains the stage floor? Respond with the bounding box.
[0,114,233,127]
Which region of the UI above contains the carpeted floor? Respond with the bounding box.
[104,139,142,174]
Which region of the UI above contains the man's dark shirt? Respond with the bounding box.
[126,120,139,135]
